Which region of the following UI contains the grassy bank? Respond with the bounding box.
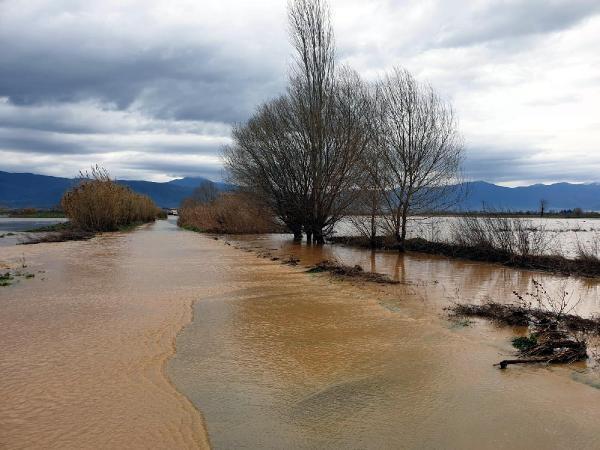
[329,235,600,278]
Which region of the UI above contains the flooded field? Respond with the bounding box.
[169,231,600,448]
[3,219,600,448]
[0,217,68,232]
[337,216,600,258]
[0,217,69,248]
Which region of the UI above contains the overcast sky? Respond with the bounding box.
[1,0,599,186]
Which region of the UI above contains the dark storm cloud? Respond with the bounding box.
[0,1,288,124]
[0,126,227,156]
[1,0,599,183]
[0,36,284,124]
[436,0,600,47]
[121,160,225,180]
[464,145,600,184]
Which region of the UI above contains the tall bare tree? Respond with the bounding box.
[287,0,371,243]
[225,0,370,244]
[376,68,464,249]
[539,199,548,217]
[348,83,390,247]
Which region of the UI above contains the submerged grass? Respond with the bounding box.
[449,296,594,368]
[0,272,13,287]
[8,209,66,218]
[25,222,71,232]
[306,260,399,284]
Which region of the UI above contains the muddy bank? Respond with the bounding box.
[0,219,212,449]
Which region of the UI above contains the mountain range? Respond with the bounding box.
[0,171,233,209]
[456,181,600,212]
[1,170,599,211]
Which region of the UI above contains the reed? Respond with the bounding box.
[178,191,282,234]
[61,166,161,231]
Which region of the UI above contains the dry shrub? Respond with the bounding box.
[451,215,554,258]
[576,232,600,263]
[178,191,282,234]
[61,166,160,231]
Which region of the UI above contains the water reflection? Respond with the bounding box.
[227,234,600,317]
[170,232,600,449]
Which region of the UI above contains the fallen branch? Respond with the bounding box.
[449,301,590,368]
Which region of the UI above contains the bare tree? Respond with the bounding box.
[376,68,464,249]
[539,199,548,217]
[224,0,371,244]
[287,0,372,243]
[349,84,390,247]
[193,180,219,204]
[224,95,309,241]
[181,180,219,210]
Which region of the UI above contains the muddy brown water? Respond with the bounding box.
[3,220,600,449]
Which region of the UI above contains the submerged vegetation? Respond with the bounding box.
[0,265,38,287]
[306,260,399,284]
[331,215,600,278]
[450,280,596,368]
[7,208,66,218]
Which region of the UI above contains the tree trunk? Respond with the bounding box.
[306,230,313,244]
[398,203,409,252]
[314,228,325,245]
[369,203,377,248]
[293,230,303,242]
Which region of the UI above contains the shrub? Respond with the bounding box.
[61,166,161,231]
[451,215,554,259]
[178,191,282,234]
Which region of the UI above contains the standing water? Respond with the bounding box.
[2,219,600,448]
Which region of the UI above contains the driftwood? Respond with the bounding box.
[449,302,590,369]
[495,359,548,369]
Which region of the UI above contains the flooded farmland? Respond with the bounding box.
[3,218,600,449]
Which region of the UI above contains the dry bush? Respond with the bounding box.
[61,166,160,231]
[576,232,600,262]
[451,215,554,258]
[178,191,283,234]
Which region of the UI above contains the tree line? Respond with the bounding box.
[224,0,463,248]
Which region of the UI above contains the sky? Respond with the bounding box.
[1,0,599,186]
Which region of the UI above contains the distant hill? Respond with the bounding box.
[0,171,234,209]
[457,181,600,212]
[1,170,598,211]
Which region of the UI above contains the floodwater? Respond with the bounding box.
[0,219,211,449]
[338,216,600,258]
[0,217,68,232]
[0,217,69,248]
[169,232,600,449]
[3,219,600,449]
